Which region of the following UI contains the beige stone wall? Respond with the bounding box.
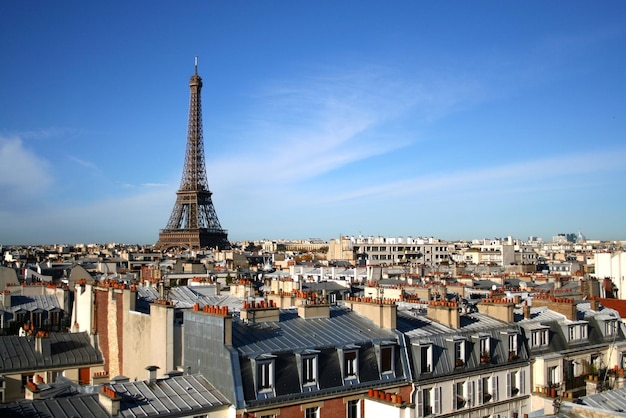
[122,310,153,380]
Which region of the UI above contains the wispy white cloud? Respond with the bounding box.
[324,148,626,203]
[0,135,53,210]
[67,155,101,172]
[209,65,485,192]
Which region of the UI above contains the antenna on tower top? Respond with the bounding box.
[194,56,198,73]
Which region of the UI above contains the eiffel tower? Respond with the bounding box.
[156,59,230,251]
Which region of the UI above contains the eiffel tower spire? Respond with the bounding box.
[156,59,230,251]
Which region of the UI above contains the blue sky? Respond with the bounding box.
[1,1,625,245]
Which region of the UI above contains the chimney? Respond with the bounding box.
[99,385,121,416]
[24,381,40,400]
[589,297,600,311]
[240,300,280,323]
[345,297,397,329]
[477,298,515,323]
[523,302,531,319]
[532,294,577,321]
[145,365,159,383]
[34,331,48,355]
[297,301,331,319]
[2,290,11,308]
[426,301,460,329]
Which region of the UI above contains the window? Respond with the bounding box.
[530,328,549,348]
[303,356,317,385]
[508,333,518,357]
[380,346,394,375]
[508,371,519,396]
[420,344,433,373]
[344,351,358,378]
[257,360,274,391]
[419,388,432,417]
[548,365,558,387]
[454,382,466,409]
[605,320,617,337]
[567,324,588,341]
[479,337,490,355]
[305,407,319,418]
[347,399,359,418]
[479,377,491,403]
[454,341,465,367]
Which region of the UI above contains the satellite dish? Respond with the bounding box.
[491,285,497,291]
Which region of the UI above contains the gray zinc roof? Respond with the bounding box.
[232,305,399,357]
[0,374,230,418]
[0,332,103,373]
[111,374,230,417]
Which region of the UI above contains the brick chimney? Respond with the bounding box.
[24,381,40,400]
[99,385,121,416]
[477,298,515,323]
[240,300,280,323]
[345,297,397,329]
[426,300,460,329]
[589,297,600,311]
[532,294,577,321]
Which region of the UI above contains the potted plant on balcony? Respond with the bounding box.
[480,351,490,364]
[455,358,464,368]
[508,350,519,360]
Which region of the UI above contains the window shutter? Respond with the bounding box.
[520,370,526,394]
[468,381,474,407]
[452,382,457,409]
[492,376,499,401]
[507,373,512,397]
[434,386,441,414]
[478,378,483,405]
[417,389,423,418]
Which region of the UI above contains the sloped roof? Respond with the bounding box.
[598,298,626,318]
[0,374,230,418]
[232,305,398,357]
[0,332,103,373]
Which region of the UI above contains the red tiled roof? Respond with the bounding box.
[600,298,626,318]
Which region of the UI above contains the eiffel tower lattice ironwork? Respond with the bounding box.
[156,60,230,251]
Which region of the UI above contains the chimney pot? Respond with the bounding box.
[145,365,159,383]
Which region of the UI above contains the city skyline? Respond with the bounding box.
[1,2,626,245]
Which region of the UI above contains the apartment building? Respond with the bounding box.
[403,300,531,418]
[183,293,413,418]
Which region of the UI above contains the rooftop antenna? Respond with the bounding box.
[194,56,198,74]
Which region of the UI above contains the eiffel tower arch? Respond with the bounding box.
[156,60,230,251]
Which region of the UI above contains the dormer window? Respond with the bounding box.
[453,339,466,367]
[530,327,549,349]
[567,322,588,342]
[418,341,434,373]
[340,345,360,383]
[479,336,490,363]
[303,355,317,386]
[253,354,276,397]
[604,319,618,337]
[377,342,395,377]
